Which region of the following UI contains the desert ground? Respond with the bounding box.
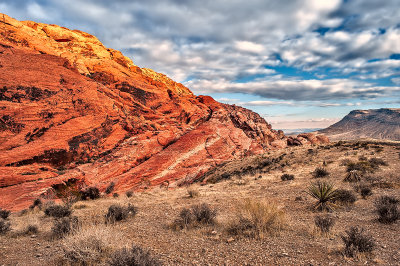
[1,140,399,265]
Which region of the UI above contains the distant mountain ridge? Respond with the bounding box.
[318,108,400,141]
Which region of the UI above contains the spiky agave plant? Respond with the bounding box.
[307,181,338,211]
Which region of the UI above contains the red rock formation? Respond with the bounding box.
[0,14,328,211]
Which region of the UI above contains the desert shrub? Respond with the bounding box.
[368,157,387,167]
[107,244,162,266]
[113,193,119,198]
[227,199,285,239]
[172,203,217,230]
[0,219,11,234]
[191,203,217,224]
[313,167,329,178]
[44,204,72,218]
[346,158,385,174]
[81,186,100,200]
[346,161,372,173]
[341,227,375,257]
[30,198,42,209]
[340,158,352,166]
[0,208,11,220]
[344,170,361,182]
[281,174,294,181]
[105,204,137,224]
[125,190,133,198]
[61,225,124,265]
[334,189,357,206]
[315,215,335,233]
[105,182,115,194]
[52,216,79,238]
[175,208,193,229]
[187,189,199,198]
[354,184,373,198]
[360,186,373,198]
[25,224,39,235]
[375,196,399,224]
[307,181,337,211]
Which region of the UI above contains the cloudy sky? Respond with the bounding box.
[1,0,399,131]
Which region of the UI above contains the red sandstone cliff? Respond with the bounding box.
[0,14,328,210]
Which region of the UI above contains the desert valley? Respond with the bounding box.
[0,4,400,266]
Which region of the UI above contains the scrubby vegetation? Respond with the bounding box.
[314,215,335,233]
[313,167,329,178]
[51,216,79,238]
[173,203,217,229]
[281,173,294,181]
[341,227,375,257]
[24,225,39,235]
[108,244,161,266]
[0,219,11,234]
[29,198,42,210]
[354,183,373,198]
[105,204,137,224]
[334,189,357,206]
[80,186,100,200]
[375,196,399,224]
[0,208,11,219]
[44,204,72,218]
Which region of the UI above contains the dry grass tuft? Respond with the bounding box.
[227,198,285,239]
[60,225,127,265]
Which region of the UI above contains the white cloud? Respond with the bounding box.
[186,78,400,101]
[235,41,264,53]
[1,0,399,102]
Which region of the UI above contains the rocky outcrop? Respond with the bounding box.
[319,108,400,141]
[0,14,328,211]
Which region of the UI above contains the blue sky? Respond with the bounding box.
[1,0,399,130]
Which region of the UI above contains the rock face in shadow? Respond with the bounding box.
[0,14,328,210]
[319,109,400,141]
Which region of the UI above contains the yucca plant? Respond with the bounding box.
[344,170,361,182]
[307,181,338,211]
